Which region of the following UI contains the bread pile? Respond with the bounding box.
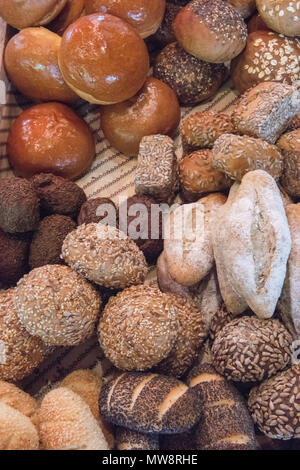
[0,0,300,452]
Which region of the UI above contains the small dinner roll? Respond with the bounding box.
[0,403,39,450]
[257,0,300,37]
[48,0,85,35]
[0,381,38,427]
[225,0,255,18]
[0,0,67,30]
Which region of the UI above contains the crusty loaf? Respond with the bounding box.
[99,372,200,434]
[187,363,256,450]
[0,402,39,450]
[39,387,109,450]
[115,427,159,450]
[212,170,291,318]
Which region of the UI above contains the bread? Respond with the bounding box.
[152,2,181,47]
[257,0,300,37]
[99,372,201,434]
[98,285,179,371]
[0,177,40,233]
[153,42,228,106]
[15,265,101,347]
[173,0,247,63]
[48,0,85,35]
[39,387,109,450]
[0,403,39,450]
[231,31,300,93]
[135,134,178,203]
[0,0,67,29]
[164,193,227,286]
[212,133,283,181]
[58,13,149,104]
[0,289,47,382]
[247,12,270,33]
[232,81,300,144]
[212,171,291,318]
[0,381,38,427]
[278,129,300,197]
[209,303,235,342]
[116,427,159,450]
[7,103,95,180]
[179,150,232,201]
[100,77,180,156]
[0,230,30,285]
[160,432,194,450]
[85,0,166,38]
[78,197,118,226]
[248,365,300,440]
[4,27,78,103]
[278,204,300,338]
[225,0,255,18]
[187,363,256,450]
[286,113,300,132]
[211,316,292,383]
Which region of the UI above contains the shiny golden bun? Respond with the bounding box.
[58,13,149,104]
[48,0,85,35]
[0,0,68,30]
[7,102,95,180]
[4,28,78,104]
[85,0,166,38]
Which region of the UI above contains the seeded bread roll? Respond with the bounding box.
[116,427,159,450]
[0,289,47,382]
[212,134,283,181]
[225,0,255,18]
[278,129,300,197]
[232,82,300,144]
[164,193,227,286]
[248,365,300,440]
[153,42,228,106]
[278,204,300,338]
[231,31,300,93]
[187,363,256,450]
[99,372,200,434]
[212,316,292,383]
[173,0,247,63]
[257,0,300,37]
[286,113,300,132]
[181,111,235,154]
[160,432,195,450]
[15,265,101,347]
[98,285,179,371]
[0,403,39,450]
[212,171,291,318]
[0,381,38,427]
[152,2,181,48]
[209,303,235,342]
[39,387,109,450]
[62,223,148,289]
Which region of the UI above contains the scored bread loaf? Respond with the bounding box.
[99,372,200,434]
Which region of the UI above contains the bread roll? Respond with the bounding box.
[0,0,67,29]
[58,13,149,104]
[48,0,85,35]
[4,28,78,103]
[247,13,270,33]
[225,0,255,18]
[212,170,291,318]
[0,381,38,426]
[39,387,109,450]
[278,129,300,197]
[99,372,200,434]
[152,2,181,47]
[0,403,39,450]
[257,0,300,37]
[116,427,159,450]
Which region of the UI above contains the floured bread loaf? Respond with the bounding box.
[212,170,291,318]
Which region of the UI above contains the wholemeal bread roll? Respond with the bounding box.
[173,0,247,63]
[0,0,67,29]
[0,403,39,450]
[48,0,85,35]
[225,0,255,18]
[212,133,283,181]
[4,28,78,103]
[164,193,227,286]
[278,129,300,197]
[99,372,201,434]
[256,0,300,37]
[212,171,291,318]
[58,13,149,104]
[187,363,256,450]
[116,427,159,450]
[231,31,300,93]
[232,82,300,144]
[247,13,270,33]
[39,387,109,450]
[152,2,181,47]
[0,381,38,427]
[278,204,300,338]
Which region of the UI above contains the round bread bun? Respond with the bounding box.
[116,427,159,450]
[257,0,300,37]
[48,0,85,35]
[225,0,255,18]
[85,0,166,39]
[247,13,271,33]
[0,403,39,450]
[152,2,181,48]
[0,289,47,382]
[0,229,30,285]
[0,0,68,30]
[7,102,95,180]
[100,77,180,156]
[14,265,101,347]
[0,381,38,427]
[4,28,78,104]
[278,129,300,198]
[173,0,247,63]
[58,13,149,105]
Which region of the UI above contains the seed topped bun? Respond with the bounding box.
[257,0,300,37]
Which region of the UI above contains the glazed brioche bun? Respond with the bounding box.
[0,0,68,30]
[7,102,95,180]
[4,28,78,104]
[85,0,166,38]
[48,0,85,35]
[58,13,149,105]
[100,77,180,156]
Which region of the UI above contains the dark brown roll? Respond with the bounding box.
[151,2,181,48]
[78,198,118,226]
[225,0,255,18]
[0,230,30,285]
[153,42,228,106]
